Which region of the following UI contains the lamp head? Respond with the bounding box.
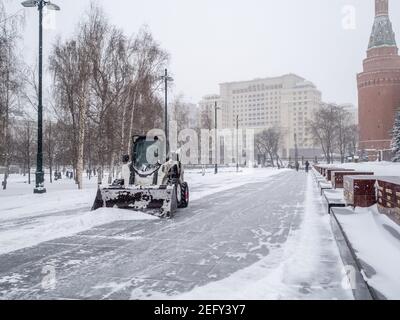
[46,2,60,10]
[21,0,37,7]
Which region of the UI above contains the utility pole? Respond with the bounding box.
[161,69,173,160]
[21,0,60,193]
[236,115,239,173]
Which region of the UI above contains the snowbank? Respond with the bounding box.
[335,206,400,299]
[0,208,158,255]
[328,161,400,176]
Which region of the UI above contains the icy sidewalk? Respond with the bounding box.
[170,174,353,300]
[332,206,400,299]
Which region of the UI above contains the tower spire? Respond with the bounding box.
[368,0,396,49]
[375,0,389,16]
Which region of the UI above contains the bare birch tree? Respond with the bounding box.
[309,104,340,164]
[0,1,24,189]
[255,127,282,167]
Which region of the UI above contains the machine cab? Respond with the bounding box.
[132,135,165,172]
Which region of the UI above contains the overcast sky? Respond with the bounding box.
[4,0,400,106]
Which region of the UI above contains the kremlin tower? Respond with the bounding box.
[357,0,400,159]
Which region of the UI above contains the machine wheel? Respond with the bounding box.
[178,182,189,208]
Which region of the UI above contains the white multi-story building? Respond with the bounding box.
[198,94,229,129]
[339,103,359,125]
[215,74,322,158]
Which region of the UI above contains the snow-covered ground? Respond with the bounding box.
[170,174,353,300]
[0,168,354,300]
[1,162,399,300]
[0,168,287,255]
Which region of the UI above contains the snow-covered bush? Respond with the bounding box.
[391,109,400,162]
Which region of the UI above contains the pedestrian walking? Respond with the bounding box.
[305,160,310,173]
[97,167,103,185]
[295,161,300,172]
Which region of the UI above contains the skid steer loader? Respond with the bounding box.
[91,135,189,218]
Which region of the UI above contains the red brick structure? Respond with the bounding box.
[357,0,400,159]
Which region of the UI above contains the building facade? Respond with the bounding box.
[198,94,228,130]
[357,0,400,157]
[339,103,359,125]
[217,74,322,158]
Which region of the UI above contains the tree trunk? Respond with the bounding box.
[49,122,53,183]
[76,99,87,190]
[127,92,138,155]
[108,152,115,184]
[2,61,10,191]
[27,125,31,185]
[268,152,275,167]
[120,97,128,156]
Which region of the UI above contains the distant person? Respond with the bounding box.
[305,161,310,173]
[97,167,103,185]
[295,161,300,172]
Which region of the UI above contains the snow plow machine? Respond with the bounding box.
[92,135,189,218]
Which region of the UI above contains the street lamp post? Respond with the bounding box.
[294,133,299,171]
[21,0,60,194]
[214,101,221,174]
[236,115,239,173]
[161,69,173,161]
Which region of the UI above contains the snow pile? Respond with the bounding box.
[0,208,158,255]
[335,206,400,299]
[333,162,400,177]
[0,188,96,222]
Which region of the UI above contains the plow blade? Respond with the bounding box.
[91,185,177,218]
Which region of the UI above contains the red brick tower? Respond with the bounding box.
[357,0,400,158]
